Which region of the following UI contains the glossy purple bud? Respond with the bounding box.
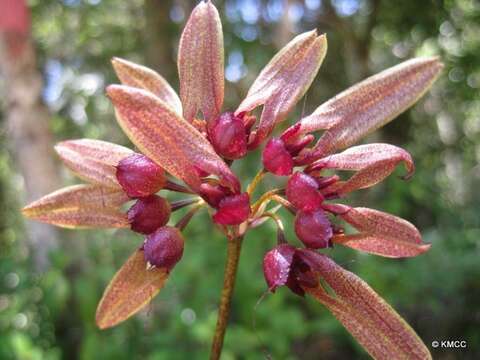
[116,153,165,198]
[212,193,250,225]
[294,209,333,249]
[286,172,324,211]
[143,226,184,271]
[263,244,295,292]
[208,112,247,160]
[127,195,171,234]
[262,138,293,176]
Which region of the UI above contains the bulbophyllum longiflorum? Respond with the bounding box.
[22,1,443,359]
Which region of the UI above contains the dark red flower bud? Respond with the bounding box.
[212,193,250,225]
[263,244,295,292]
[199,182,232,207]
[294,209,333,249]
[286,172,324,211]
[116,153,165,198]
[127,195,171,234]
[208,112,247,160]
[143,226,184,271]
[262,137,293,176]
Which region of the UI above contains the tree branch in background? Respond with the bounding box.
[144,0,175,78]
[0,0,60,270]
[320,0,381,81]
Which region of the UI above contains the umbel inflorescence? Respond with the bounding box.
[22,1,442,359]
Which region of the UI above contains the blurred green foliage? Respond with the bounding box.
[1,0,479,359]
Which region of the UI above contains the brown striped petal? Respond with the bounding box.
[308,143,414,195]
[107,85,240,192]
[299,251,431,359]
[112,57,182,115]
[96,249,168,329]
[55,139,133,188]
[333,205,430,258]
[296,57,443,164]
[332,233,431,258]
[22,184,130,229]
[236,31,327,148]
[178,0,224,123]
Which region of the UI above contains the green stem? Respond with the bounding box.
[246,169,266,196]
[210,236,243,360]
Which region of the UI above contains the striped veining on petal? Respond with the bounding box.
[236,30,327,148]
[295,57,443,164]
[22,184,130,229]
[178,0,224,123]
[96,249,168,329]
[112,57,182,115]
[299,251,431,359]
[107,85,240,192]
[55,139,133,188]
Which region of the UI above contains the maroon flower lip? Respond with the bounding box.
[20,0,443,358]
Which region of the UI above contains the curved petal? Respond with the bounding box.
[236,31,327,148]
[55,139,133,188]
[22,207,128,229]
[112,57,182,115]
[22,184,129,213]
[295,57,443,164]
[332,205,430,258]
[107,85,240,193]
[178,0,224,123]
[299,251,431,360]
[22,184,130,229]
[332,233,431,258]
[308,144,414,195]
[96,249,169,329]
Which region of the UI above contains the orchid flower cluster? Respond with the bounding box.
[22,1,443,358]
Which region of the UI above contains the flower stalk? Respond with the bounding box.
[246,168,266,195]
[210,234,243,360]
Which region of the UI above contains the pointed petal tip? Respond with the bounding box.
[420,243,432,252]
[105,83,122,97]
[422,56,444,73]
[95,316,110,330]
[21,205,32,217]
[317,32,327,41]
[53,143,62,155]
[111,56,121,65]
[299,29,327,44]
[111,57,128,71]
[410,56,444,80]
[106,84,139,103]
